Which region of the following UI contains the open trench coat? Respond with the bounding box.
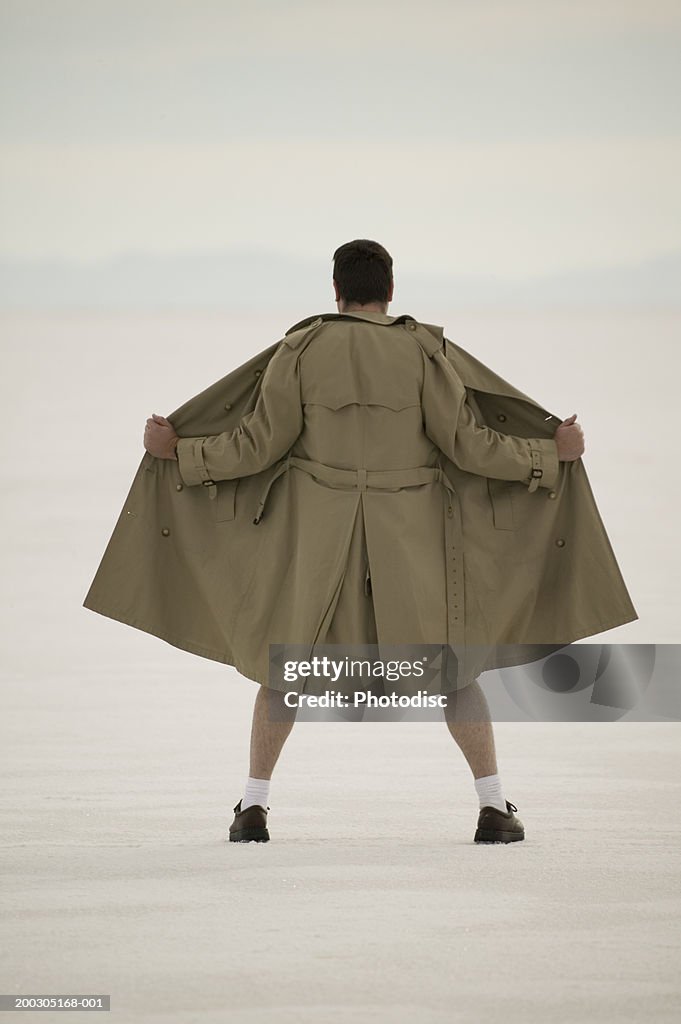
[82,310,638,692]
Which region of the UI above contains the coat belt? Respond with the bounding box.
[251,454,466,651]
[252,454,457,522]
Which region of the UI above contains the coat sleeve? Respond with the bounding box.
[421,349,560,492]
[174,340,304,485]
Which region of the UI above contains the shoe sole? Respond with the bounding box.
[474,828,524,843]
[229,827,270,843]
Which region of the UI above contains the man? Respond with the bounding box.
[143,239,585,846]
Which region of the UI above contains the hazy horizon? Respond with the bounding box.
[2,1,680,310]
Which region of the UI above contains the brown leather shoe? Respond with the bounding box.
[228,799,270,843]
[474,800,525,844]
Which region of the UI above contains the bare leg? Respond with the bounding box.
[249,684,298,779]
[444,677,498,779]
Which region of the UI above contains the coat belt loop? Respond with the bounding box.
[357,468,367,492]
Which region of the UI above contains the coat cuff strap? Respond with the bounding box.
[526,438,560,492]
[176,437,214,487]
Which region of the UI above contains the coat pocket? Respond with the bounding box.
[487,478,515,531]
[214,479,239,522]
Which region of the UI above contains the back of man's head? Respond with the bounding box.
[333,239,393,305]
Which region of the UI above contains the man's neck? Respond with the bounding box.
[338,302,389,314]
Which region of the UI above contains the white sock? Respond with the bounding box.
[474,773,507,813]
[241,776,270,811]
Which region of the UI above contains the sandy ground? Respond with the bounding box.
[2,311,680,1022]
[2,664,680,1024]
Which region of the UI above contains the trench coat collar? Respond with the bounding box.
[285,310,416,334]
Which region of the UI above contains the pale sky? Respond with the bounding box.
[1,0,680,279]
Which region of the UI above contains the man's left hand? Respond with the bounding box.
[144,413,179,459]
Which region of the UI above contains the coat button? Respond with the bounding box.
[548,490,557,499]
[224,402,232,410]
[556,538,565,547]
[254,369,262,377]
[408,322,417,331]
[497,413,507,422]
[161,527,170,537]
[176,483,183,491]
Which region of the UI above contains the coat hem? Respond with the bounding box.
[82,599,246,673]
[83,599,639,688]
[481,610,640,672]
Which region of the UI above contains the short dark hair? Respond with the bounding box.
[332,239,393,304]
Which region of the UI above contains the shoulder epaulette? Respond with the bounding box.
[406,321,444,358]
[282,317,325,351]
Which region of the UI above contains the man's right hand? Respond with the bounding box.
[554,413,585,461]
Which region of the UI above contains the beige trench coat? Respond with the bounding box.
[83,311,638,691]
